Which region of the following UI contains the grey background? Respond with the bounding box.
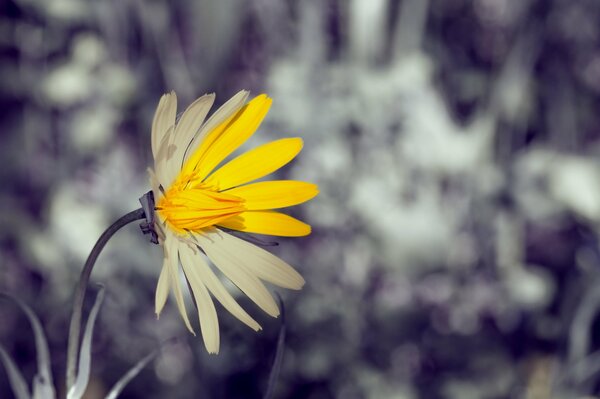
[2,0,600,398]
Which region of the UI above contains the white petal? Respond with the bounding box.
[167,94,216,181]
[179,244,220,354]
[179,242,261,331]
[193,229,280,318]
[182,90,249,165]
[165,234,195,334]
[151,91,177,159]
[154,125,175,187]
[150,94,167,158]
[212,230,305,290]
[147,168,163,202]
[155,260,170,317]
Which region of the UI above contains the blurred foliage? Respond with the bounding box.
[2,0,600,398]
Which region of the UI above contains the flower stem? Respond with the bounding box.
[66,208,146,391]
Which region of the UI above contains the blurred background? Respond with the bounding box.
[2,0,600,398]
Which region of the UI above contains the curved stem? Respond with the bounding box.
[66,208,145,390]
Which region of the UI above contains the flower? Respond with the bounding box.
[148,90,318,353]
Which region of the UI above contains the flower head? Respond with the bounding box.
[149,91,318,353]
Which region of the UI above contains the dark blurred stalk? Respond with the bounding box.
[264,295,286,399]
[66,208,145,390]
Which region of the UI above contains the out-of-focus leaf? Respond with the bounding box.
[67,286,105,399]
[0,293,56,399]
[264,295,286,399]
[33,374,56,399]
[0,344,31,399]
[105,339,175,399]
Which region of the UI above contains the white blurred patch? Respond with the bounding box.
[28,231,65,274]
[27,184,108,300]
[72,34,107,67]
[355,368,417,399]
[349,0,387,63]
[49,184,107,262]
[342,237,373,286]
[515,149,600,221]
[43,35,107,107]
[449,305,480,335]
[514,149,564,219]
[297,346,332,379]
[376,275,413,311]
[79,145,146,211]
[14,0,90,21]
[267,61,312,132]
[69,104,117,151]
[154,342,192,385]
[43,63,93,107]
[351,176,456,272]
[548,155,600,220]
[504,266,555,309]
[45,0,89,21]
[99,65,137,106]
[400,108,494,175]
[42,34,135,108]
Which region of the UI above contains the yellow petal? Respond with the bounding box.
[182,94,272,182]
[166,189,241,209]
[166,94,215,182]
[179,245,220,354]
[227,180,319,210]
[158,188,244,232]
[204,138,304,190]
[183,90,249,165]
[179,243,260,331]
[163,211,242,233]
[218,211,311,237]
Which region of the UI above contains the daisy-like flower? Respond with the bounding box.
[148,90,318,353]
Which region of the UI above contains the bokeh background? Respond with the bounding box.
[2,0,600,398]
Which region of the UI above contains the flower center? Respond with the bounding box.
[156,173,244,234]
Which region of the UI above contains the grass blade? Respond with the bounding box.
[264,294,286,399]
[104,339,176,399]
[67,285,105,399]
[0,344,31,399]
[0,293,55,399]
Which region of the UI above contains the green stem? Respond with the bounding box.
[66,208,145,391]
